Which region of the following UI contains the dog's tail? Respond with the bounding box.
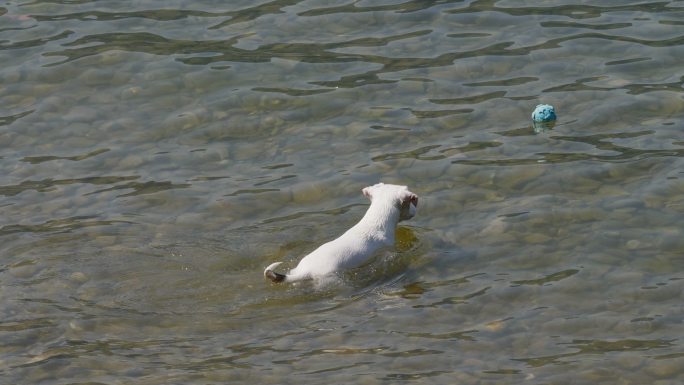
[264,262,287,283]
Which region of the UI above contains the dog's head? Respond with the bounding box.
[362,183,418,222]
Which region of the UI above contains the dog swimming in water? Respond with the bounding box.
[264,183,418,284]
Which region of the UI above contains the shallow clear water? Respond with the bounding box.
[1,1,683,384]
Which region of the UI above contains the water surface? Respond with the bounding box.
[1,1,683,384]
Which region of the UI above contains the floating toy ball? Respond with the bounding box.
[531,104,557,122]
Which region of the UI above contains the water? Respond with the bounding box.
[1,1,683,384]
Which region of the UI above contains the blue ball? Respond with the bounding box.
[532,104,557,122]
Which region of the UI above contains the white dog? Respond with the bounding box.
[264,183,418,283]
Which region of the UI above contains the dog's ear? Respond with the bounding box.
[362,186,372,200]
[401,193,418,207]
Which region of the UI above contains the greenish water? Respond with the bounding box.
[1,1,683,384]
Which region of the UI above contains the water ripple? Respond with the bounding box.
[298,0,465,16]
[20,148,109,164]
[445,1,677,18]
[540,21,633,30]
[465,77,538,87]
[0,216,133,236]
[514,339,675,368]
[372,145,443,162]
[27,1,307,29]
[32,8,219,22]
[0,175,139,197]
[0,110,34,126]
[544,75,684,95]
[0,30,72,50]
[430,91,506,105]
[44,29,432,69]
[413,286,491,308]
[452,129,684,166]
[89,180,191,197]
[511,269,580,286]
